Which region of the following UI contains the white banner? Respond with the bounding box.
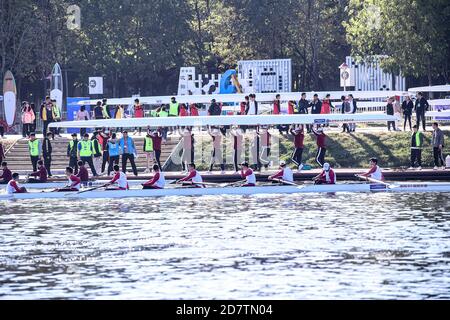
[89,77,103,95]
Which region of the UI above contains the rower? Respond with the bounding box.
[142,165,165,189]
[313,163,336,185]
[268,161,294,184]
[6,173,27,194]
[27,160,48,183]
[105,165,129,190]
[177,163,204,188]
[0,161,12,184]
[240,162,256,187]
[359,157,385,181]
[56,167,81,192]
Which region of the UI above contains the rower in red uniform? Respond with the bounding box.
[6,173,27,194]
[177,163,204,188]
[268,161,294,184]
[27,160,48,183]
[106,165,129,190]
[143,165,165,189]
[240,162,256,187]
[55,167,81,192]
[313,163,336,185]
[359,157,385,181]
[0,161,12,184]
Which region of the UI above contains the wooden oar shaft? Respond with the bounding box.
[272,178,299,186]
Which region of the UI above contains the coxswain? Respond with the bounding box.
[359,157,385,181]
[0,161,12,184]
[6,173,27,194]
[106,165,129,190]
[177,163,204,188]
[142,165,165,189]
[240,162,256,187]
[56,167,81,192]
[268,161,294,184]
[27,160,48,183]
[313,163,336,185]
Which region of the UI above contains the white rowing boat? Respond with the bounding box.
[1,182,449,201]
[49,113,398,129]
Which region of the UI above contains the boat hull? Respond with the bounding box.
[1,183,450,201]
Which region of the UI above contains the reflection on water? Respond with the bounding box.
[0,193,449,299]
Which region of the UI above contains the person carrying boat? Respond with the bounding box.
[27,160,48,183]
[268,161,294,184]
[359,158,384,181]
[257,125,271,171]
[105,165,129,190]
[77,133,99,177]
[0,161,12,184]
[28,133,41,173]
[6,173,27,194]
[151,129,163,170]
[177,163,204,188]
[76,160,90,186]
[312,127,327,167]
[240,162,256,187]
[313,163,336,185]
[179,127,194,173]
[208,126,225,174]
[67,133,79,174]
[142,165,165,189]
[56,167,81,192]
[230,125,244,173]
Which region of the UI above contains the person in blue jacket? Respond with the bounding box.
[119,131,138,176]
[107,133,121,176]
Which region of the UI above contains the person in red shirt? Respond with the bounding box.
[0,140,5,165]
[76,160,90,186]
[189,103,199,117]
[133,98,144,136]
[321,94,334,114]
[151,129,163,170]
[106,165,129,190]
[240,96,249,115]
[313,163,336,185]
[0,161,12,184]
[55,167,81,192]
[240,162,256,187]
[177,163,204,188]
[143,164,165,189]
[273,94,281,115]
[290,125,305,172]
[27,160,48,183]
[287,101,296,115]
[179,104,189,117]
[312,127,327,167]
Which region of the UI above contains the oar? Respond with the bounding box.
[224,180,246,187]
[66,184,109,196]
[271,178,300,186]
[355,174,398,189]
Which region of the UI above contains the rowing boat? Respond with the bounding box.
[49,113,398,129]
[1,182,449,200]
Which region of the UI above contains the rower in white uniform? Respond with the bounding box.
[268,161,294,184]
[106,165,129,190]
[359,157,385,181]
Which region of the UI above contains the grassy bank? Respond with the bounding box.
[186,130,450,170]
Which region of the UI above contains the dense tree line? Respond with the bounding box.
[0,0,449,105]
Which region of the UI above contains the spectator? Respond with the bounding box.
[321,94,333,114]
[309,94,322,114]
[0,123,5,139]
[287,100,297,115]
[133,98,144,136]
[28,133,41,172]
[119,131,138,176]
[91,131,103,175]
[30,103,37,132]
[76,105,90,136]
[21,101,35,137]
[102,98,113,118]
[179,104,189,117]
[40,96,54,137]
[98,129,111,174]
[273,94,281,115]
[386,98,396,131]
[245,94,258,115]
[298,92,310,132]
[341,95,350,133]
[414,92,429,131]
[393,96,402,131]
[169,96,180,117]
[432,122,445,170]
[51,99,62,137]
[409,125,423,170]
[43,132,53,177]
[94,101,105,120]
[347,94,357,132]
[189,103,199,116]
[67,133,79,175]
[77,133,98,177]
[240,96,249,115]
[208,99,222,116]
[402,96,414,131]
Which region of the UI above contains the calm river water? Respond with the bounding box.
[0,192,449,299]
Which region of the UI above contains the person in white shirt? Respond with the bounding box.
[245,94,258,115]
[268,161,294,184]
